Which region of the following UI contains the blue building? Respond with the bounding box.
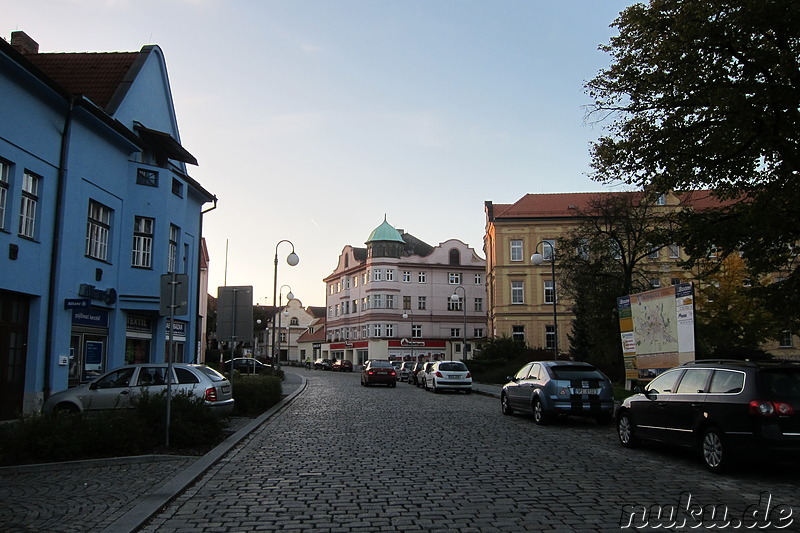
[0,31,216,419]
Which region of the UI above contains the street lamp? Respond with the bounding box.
[531,241,558,359]
[271,240,299,371]
[450,286,467,362]
[275,285,293,367]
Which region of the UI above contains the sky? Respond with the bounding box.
[3,0,635,308]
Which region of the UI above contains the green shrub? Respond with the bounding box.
[231,374,282,416]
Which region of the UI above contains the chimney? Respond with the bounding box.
[10,31,39,55]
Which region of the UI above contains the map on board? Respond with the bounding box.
[632,292,678,355]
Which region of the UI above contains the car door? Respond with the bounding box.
[80,367,136,410]
[131,365,170,403]
[666,368,713,446]
[631,369,683,442]
[503,363,533,410]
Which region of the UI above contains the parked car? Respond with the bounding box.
[501,361,614,425]
[399,362,416,382]
[222,357,274,375]
[424,361,473,393]
[314,358,333,370]
[43,363,235,415]
[408,362,426,386]
[361,360,397,387]
[391,361,403,380]
[418,362,436,388]
[332,359,353,372]
[616,359,800,473]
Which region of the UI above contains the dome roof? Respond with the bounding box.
[366,217,404,244]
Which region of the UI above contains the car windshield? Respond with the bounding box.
[439,362,468,371]
[760,369,800,398]
[550,366,604,380]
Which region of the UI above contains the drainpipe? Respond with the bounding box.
[44,96,74,400]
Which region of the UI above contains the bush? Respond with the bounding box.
[0,391,225,466]
[231,374,282,416]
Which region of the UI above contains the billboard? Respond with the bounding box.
[618,283,695,381]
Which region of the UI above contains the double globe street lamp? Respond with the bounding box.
[271,240,299,371]
[531,241,558,359]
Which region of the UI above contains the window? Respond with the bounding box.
[512,325,525,344]
[544,280,556,304]
[403,296,411,310]
[131,216,154,268]
[335,304,340,316]
[353,276,358,288]
[362,325,369,338]
[650,278,661,289]
[609,239,622,260]
[385,295,395,309]
[510,240,523,262]
[86,200,111,261]
[474,298,483,312]
[645,369,681,394]
[708,370,744,394]
[403,271,411,282]
[0,159,8,231]
[448,295,463,311]
[136,168,158,187]
[373,295,383,309]
[418,296,426,310]
[373,269,383,282]
[373,324,383,337]
[676,369,713,393]
[412,324,421,338]
[542,239,555,260]
[329,284,334,295]
[385,324,395,337]
[474,328,484,338]
[511,281,524,304]
[668,243,681,259]
[168,225,179,273]
[336,282,341,292]
[449,272,462,285]
[545,325,555,350]
[290,317,299,326]
[19,171,40,238]
[352,299,358,313]
[386,269,395,281]
[451,328,461,338]
[474,273,482,285]
[418,272,426,283]
[363,272,369,285]
[648,245,659,259]
[171,178,183,197]
[656,194,666,206]
[780,331,793,348]
[577,238,590,260]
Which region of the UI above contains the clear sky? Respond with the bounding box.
[4,0,634,308]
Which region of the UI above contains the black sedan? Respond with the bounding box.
[223,358,274,375]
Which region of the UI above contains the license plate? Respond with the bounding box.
[573,388,598,395]
[222,385,231,393]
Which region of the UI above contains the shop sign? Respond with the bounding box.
[72,308,109,328]
[78,284,117,305]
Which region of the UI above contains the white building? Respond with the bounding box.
[322,218,487,366]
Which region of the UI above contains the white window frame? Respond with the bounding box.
[86,200,111,261]
[511,281,524,304]
[385,324,395,337]
[373,269,383,282]
[0,160,9,231]
[544,280,556,304]
[418,272,426,283]
[668,243,681,259]
[403,271,411,282]
[474,273,482,284]
[386,269,395,281]
[418,296,426,310]
[132,216,154,268]
[449,272,462,285]
[385,295,395,309]
[510,240,523,262]
[19,171,40,239]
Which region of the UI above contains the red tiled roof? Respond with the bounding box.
[25,52,139,109]
[491,190,728,220]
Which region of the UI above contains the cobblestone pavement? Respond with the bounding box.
[136,370,800,532]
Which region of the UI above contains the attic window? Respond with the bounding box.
[136,168,158,187]
[171,178,183,198]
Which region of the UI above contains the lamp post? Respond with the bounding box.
[450,286,467,362]
[531,241,558,359]
[271,240,299,371]
[276,285,293,367]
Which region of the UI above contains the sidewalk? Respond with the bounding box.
[0,372,307,533]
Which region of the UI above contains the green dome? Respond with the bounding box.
[366,217,404,244]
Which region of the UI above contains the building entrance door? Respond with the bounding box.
[0,291,29,420]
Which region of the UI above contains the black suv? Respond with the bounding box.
[616,359,800,472]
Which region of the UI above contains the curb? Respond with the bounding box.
[100,374,308,533]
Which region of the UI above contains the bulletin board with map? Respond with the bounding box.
[617,283,695,382]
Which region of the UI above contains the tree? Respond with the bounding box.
[558,193,675,381]
[587,0,800,326]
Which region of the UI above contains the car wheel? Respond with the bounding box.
[532,398,550,425]
[53,403,79,415]
[432,381,439,393]
[617,412,639,448]
[701,426,730,473]
[501,393,514,415]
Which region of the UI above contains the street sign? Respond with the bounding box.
[160,273,190,316]
[64,298,90,310]
[217,286,254,340]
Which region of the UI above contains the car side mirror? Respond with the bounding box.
[506,376,515,383]
[633,385,644,394]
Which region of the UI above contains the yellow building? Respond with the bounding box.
[484,191,799,359]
